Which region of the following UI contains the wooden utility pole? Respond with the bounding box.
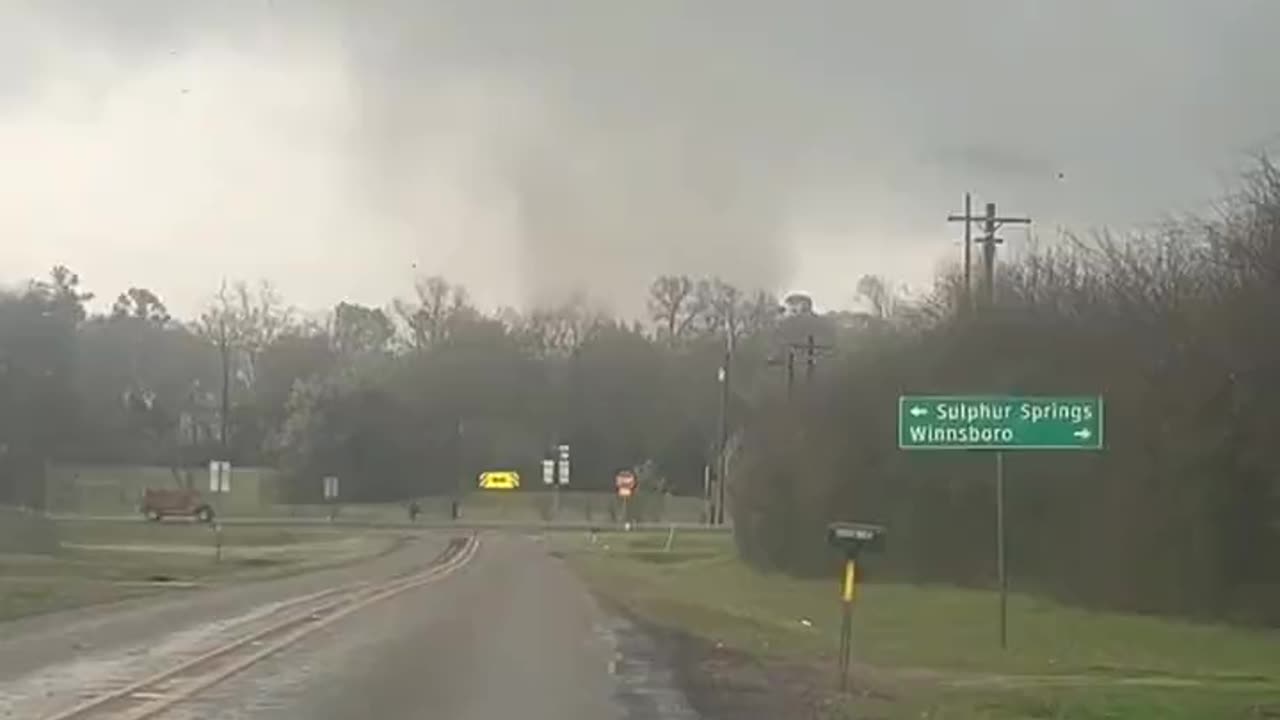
[803,334,825,384]
[767,348,797,399]
[948,197,1030,312]
[786,335,833,388]
[784,348,796,399]
[978,202,1031,309]
[716,347,730,525]
[218,316,230,453]
[947,193,975,313]
[768,335,833,400]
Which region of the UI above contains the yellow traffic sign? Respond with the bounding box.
[478,471,520,490]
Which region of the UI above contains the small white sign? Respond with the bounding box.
[323,475,340,500]
[209,461,231,493]
[556,444,570,485]
[542,459,555,486]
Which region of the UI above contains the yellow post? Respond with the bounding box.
[838,557,856,692]
[842,559,857,603]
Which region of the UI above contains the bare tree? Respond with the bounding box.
[695,277,745,347]
[111,287,171,325]
[739,290,781,338]
[647,275,701,345]
[516,294,607,357]
[195,280,293,451]
[394,275,473,350]
[232,280,293,387]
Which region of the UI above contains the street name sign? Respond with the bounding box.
[898,395,1103,450]
[557,444,571,486]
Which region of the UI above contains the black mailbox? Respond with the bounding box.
[826,522,887,557]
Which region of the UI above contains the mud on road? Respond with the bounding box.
[603,601,847,720]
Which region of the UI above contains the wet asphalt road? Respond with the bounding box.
[0,532,701,720]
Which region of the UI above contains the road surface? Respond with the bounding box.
[0,531,700,720]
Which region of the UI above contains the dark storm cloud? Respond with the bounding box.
[2,1,1279,313]
[929,146,1060,182]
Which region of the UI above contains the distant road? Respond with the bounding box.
[0,531,701,719]
[48,513,733,533]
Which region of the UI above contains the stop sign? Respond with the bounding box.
[615,470,637,493]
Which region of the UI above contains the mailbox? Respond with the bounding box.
[826,522,886,557]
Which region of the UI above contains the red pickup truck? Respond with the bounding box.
[141,488,215,523]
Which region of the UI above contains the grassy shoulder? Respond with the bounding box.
[558,531,1280,720]
[0,519,406,622]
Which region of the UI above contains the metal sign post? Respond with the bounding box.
[542,458,557,518]
[826,523,886,698]
[898,395,1104,649]
[556,444,570,485]
[555,445,569,519]
[212,522,223,563]
[839,557,855,692]
[616,470,637,527]
[996,452,1007,649]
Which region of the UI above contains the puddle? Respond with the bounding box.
[597,614,702,720]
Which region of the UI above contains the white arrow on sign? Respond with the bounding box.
[1073,428,1092,440]
[909,406,929,417]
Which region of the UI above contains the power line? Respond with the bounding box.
[948,198,1031,311]
[770,334,834,398]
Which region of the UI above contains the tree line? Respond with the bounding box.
[732,161,1280,625]
[0,269,799,512]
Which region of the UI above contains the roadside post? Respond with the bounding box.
[826,522,886,694]
[898,395,1104,648]
[208,460,231,519]
[702,464,712,525]
[542,458,556,518]
[212,521,223,563]
[556,444,570,517]
[322,475,339,522]
[615,470,637,529]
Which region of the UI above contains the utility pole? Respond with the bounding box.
[452,418,464,519]
[766,348,797,399]
[716,345,730,526]
[804,334,823,384]
[776,335,832,391]
[947,193,975,314]
[785,348,795,399]
[948,197,1030,312]
[978,202,1031,309]
[218,316,230,454]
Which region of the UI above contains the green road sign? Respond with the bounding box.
[898,395,1103,450]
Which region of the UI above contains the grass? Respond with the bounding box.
[0,519,405,622]
[559,531,1280,719]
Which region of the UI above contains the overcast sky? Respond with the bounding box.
[2,1,1278,317]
